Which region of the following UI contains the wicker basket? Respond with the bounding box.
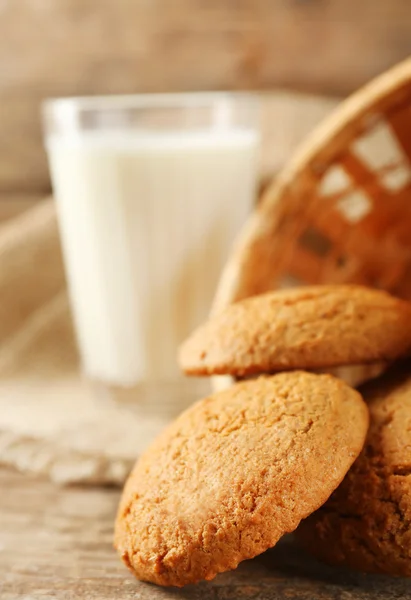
[213,57,411,313]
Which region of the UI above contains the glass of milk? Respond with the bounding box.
[43,93,260,398]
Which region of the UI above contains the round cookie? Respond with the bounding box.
[179,285,411,377]
[297,362,411,577]
[114,372,368,587]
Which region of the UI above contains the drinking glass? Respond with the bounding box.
[43,93,260,402]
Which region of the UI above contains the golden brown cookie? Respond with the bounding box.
[114,372,368,587]
[179,285,411,377]
[297,361,411,577]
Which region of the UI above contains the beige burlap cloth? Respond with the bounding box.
[0,200,210,485]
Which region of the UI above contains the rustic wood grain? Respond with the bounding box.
[2,1,410,97]
[1,468,411,599]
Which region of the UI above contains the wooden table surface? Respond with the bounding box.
[2,468,411,599]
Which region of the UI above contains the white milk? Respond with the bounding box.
[47,129,258,385]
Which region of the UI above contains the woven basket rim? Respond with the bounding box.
[269,57,411,204]
[213,56,411,313]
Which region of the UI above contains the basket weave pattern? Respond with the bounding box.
[214,58,411,311]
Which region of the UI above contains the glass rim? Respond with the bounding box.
[42,91,260,115]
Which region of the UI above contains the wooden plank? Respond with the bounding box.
[1,0,410,193]
[1,467,411,599]
[1,0,410,97]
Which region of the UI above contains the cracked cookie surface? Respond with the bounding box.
[114,372,368,586]
[179,285,411,376]
[297,362,411,576]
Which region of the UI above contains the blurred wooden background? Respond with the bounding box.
[1,0,411,197]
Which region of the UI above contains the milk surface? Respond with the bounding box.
[47,129,258,385]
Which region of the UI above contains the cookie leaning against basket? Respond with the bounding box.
[179,285,411,377]
[115,372,367,587]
